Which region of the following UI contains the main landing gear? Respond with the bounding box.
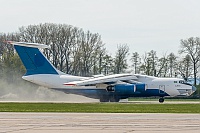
[99,95,120,102]
[159,97,164,103]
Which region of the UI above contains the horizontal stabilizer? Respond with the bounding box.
[7,41,50,49]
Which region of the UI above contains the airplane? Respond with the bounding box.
[7,41,197,103]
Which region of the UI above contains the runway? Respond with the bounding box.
[0,113,199,133]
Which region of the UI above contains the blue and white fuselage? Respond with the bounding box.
[9,42,196,102]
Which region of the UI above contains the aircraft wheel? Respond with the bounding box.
[159,97,164,103]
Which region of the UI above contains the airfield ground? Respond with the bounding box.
[0,113,200,133]
[0,100,199,132]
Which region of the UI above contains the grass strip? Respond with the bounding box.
[0,103,199,113]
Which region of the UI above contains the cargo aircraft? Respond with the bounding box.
[7,42,197,103]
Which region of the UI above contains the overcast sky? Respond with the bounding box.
[1,0,200,57]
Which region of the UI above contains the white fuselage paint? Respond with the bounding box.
[22,74,195,97]
[22,74,91,89]
[134,75,194,97]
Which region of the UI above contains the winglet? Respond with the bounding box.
[6,41,50,49]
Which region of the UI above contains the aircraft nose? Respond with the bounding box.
[192,86,197,92]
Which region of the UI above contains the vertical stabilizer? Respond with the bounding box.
[12,42,59,76]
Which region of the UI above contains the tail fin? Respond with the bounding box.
[10,42,59,76]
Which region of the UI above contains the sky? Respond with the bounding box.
[1,0,200,58]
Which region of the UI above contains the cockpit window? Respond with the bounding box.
[179,80,185,84]
[179,80,192,86]
[174,81,177,83]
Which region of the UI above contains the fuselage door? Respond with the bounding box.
[159,85,165,94]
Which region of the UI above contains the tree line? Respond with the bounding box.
[0,23,200,85]
[0,23,129,83]
[130,37,200,85]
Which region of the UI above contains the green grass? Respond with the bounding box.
[0,103,199,113]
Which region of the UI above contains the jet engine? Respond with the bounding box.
[106,84,135,95]
[135,83,146,93]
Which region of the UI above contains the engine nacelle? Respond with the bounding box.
[106,84,135,95]
[135,83,146,93]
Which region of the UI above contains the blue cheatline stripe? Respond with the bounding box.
[14,45,58,75]
[52,88,170,99]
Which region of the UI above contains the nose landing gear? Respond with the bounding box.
[159,97,164,103]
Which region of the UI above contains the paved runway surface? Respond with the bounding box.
[0,113,199,133]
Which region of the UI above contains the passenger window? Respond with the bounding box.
[174,81,177,83]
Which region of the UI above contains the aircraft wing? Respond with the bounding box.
[63,73,137,86]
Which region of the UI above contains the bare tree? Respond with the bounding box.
[156,54,168,77]
[178,54,193,80]
[130,52,141,74]
[167,53,177,77]
[102,54,114,75]
[141,50,158,76]
[114,44,129,74]
[0,33,24,83]
[179,37,200,85]
[148,50,158,76]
